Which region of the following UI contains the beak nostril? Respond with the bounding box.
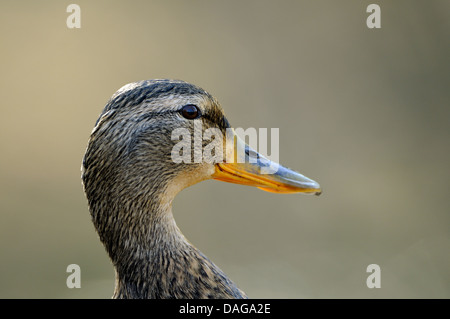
[244,146,259,159]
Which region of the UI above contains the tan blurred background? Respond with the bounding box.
[0,0,449,298]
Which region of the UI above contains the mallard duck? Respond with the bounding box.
[82,79,321,299]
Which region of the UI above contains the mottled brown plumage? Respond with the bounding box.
[82,79,246,298]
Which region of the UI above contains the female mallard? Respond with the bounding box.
[82,79,321,299]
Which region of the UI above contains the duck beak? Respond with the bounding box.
[212,129,321,195]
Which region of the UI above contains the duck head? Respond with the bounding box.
[83,79,320,201]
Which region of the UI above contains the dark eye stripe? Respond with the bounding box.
[180,104,201,120]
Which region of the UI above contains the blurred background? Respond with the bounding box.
[0,0,449,298]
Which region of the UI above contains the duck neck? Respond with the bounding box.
[92,186,246,299]
[106,196,190,298]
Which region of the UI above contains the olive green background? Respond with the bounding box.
[0,0,449,298]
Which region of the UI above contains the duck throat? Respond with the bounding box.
[94,194,245,299]
[110,206,189,298]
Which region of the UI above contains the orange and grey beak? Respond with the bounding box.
[212,129,321,195]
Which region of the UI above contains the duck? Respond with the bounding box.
[81,79,321,299]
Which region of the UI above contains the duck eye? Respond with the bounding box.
[180,104,201,120]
